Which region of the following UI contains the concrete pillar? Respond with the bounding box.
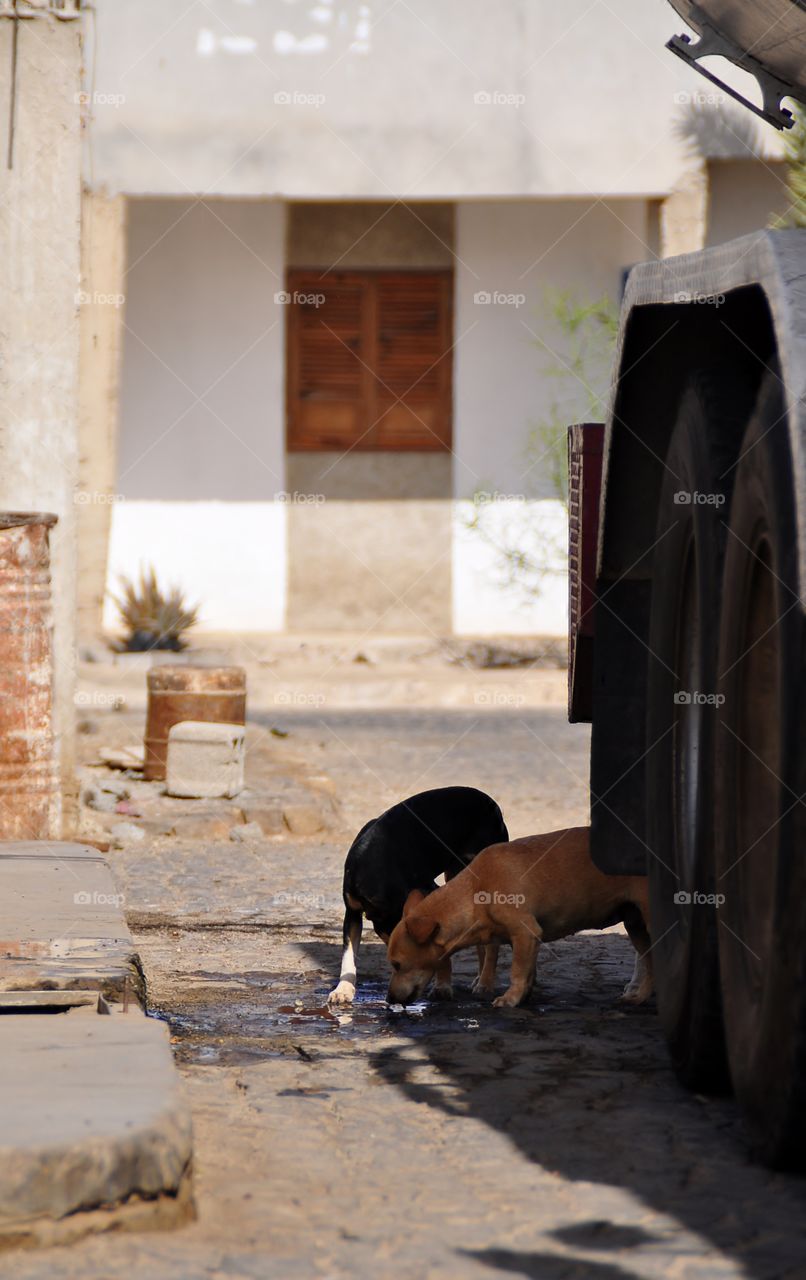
[77,190,127,644]
[659,159,709,257]
[0,9,83,833]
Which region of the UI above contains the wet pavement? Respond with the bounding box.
[3,678,806,1279]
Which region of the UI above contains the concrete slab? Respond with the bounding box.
[0,1013,193,1249]
[0,842,143,1001]
[0,842,194,1249]
[166,720,245,799]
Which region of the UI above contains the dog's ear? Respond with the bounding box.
[405,911,439,945]
[402,889,426,916]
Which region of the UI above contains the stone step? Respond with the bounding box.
[0,841,194,1248]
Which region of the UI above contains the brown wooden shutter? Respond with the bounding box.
[286,269,452,451]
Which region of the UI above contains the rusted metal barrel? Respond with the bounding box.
[0,513,60,839]
[144,665,246,781]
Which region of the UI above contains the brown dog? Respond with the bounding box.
[386,827,652,1008]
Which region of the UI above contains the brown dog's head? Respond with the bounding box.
[386,890,443,1005]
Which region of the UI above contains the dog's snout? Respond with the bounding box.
[387,976,417,1007]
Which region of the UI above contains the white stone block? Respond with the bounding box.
[166,721,245,799]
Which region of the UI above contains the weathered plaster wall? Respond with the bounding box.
[77,190,127,642]
[285,454,452,633]
[0,12,83,830]
[288,203,455,268]
[118,198,286,500]
[286,496,453,634]
[86,0,716,200]
[706,159,789,247]
[453,199,651,499]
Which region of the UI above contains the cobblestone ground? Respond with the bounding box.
[3,648,805,1280]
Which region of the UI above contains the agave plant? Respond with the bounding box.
[112,566,199,652]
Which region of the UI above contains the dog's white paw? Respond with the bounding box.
[431,982,454,1001]
[492,991,522,1009]
[328,981,356,1005]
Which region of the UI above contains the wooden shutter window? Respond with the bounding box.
[287,270,452,451]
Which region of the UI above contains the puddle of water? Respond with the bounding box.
[150,971,544,1065]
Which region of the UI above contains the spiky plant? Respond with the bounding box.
[113,566,199,652]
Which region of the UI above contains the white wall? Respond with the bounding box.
[453,199,650,497]
[452,499,568,636]
[449,198,651,635]
[110,197,287,631]
[104,501,286,632]
[86,0,719,200]
[110,195,650,635]
[119,199,286,500]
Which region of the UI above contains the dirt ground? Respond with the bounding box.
[3,636,805,1280]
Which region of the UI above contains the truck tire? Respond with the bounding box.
[646,368,751,1091]
[715,367,806,1168]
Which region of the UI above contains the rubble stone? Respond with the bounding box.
[283,802,328,836]
[240,803,285,836]
[109,821,145,847]
[230,821,265,843]
[166,721,245,799]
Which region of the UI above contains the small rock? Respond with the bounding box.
[83,781,129,812]
[283,803,327,836]
[172,813,235,841]
[137,818,177,839]
[230,821,265,843]
[99,746,144,771]
[109,821,146,847]
[240,804,285,836]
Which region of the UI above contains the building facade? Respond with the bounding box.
[79,0,790,638]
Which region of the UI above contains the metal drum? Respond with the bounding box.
[144,665,246,781]
[0,513,59,839]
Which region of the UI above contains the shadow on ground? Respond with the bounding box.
[308,931,806,1280]
[156,923,806,1277]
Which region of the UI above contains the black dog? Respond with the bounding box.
[328,786,508,1004]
